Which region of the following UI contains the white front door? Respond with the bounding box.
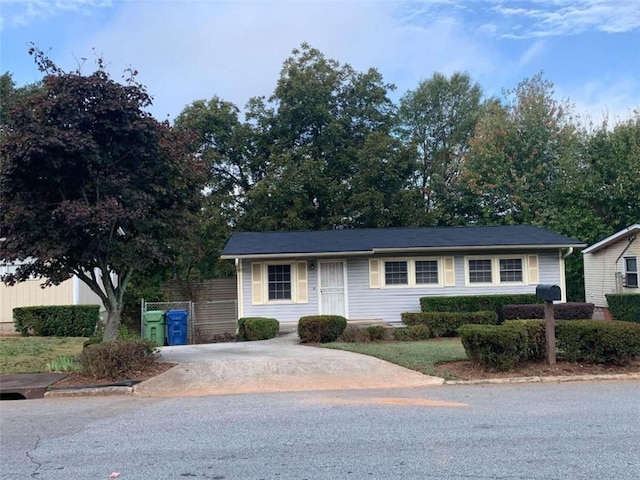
[319,261,347,317]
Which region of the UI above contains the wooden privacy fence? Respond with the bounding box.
[158,278,238,343]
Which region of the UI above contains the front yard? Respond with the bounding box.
[323,338,468,379]
[0,336,86,374]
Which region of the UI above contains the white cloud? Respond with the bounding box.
[60,0,495,119]
[518,39,545,67]
[560,76,640,127]
[492,0,640,38]
[0,0,112,29]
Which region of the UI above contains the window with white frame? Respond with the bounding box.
[468,259,492,283]
[499,258,523,282]
[384,261,408,285]
[415,260,439,284]
[267,264,292,300]
[466,255,533,286]
[624,256,638,288]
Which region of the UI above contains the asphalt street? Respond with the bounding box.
[1,381,639,480]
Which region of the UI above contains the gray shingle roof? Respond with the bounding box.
[221,225,586,257]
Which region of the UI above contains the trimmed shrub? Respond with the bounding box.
[237,317,279,341]
[402,311,498,337]
[366,325,386,341]
[337,326,370,343]
[13,305,100,337]
[504,319,546,361]
[394,324,432,341]
[458,324,528,371]
[502,303,594,321]
[556,320,640,365]
[420,294,539,323]
[298,315,347,343]
[606,294,640,323]
[77,340,159,380]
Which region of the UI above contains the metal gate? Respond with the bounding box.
[141,298,238,344]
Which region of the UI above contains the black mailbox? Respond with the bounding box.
[536,284,561,302]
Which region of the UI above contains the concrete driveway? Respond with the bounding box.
[134,333,444,397]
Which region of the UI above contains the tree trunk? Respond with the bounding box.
[102,300,123,342]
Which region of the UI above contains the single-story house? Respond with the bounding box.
[582,224,639,312]
[0,260,105,335]
[221,225,586,327]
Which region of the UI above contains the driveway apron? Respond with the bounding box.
[134,333,443,397]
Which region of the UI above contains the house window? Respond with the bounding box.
[385,261,408,285]
[468,259,492,283]
[499,258,523,282]
[415,260,438,284]
[267,264,292,300]
[624,256,638,288]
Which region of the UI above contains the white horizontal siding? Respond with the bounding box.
[584,238,640,307]
[239,250,564,326]
[346,251,561,324]
[240,259,319,322]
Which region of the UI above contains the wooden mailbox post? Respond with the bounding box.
[535,284,561,365]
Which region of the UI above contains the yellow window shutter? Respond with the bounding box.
[444,257,456,286]
[296,261,308,303]
[251,262,264,305]
[369,259,381,288]
[528,255,539,284]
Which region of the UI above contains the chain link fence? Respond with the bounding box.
[141,298,237,344]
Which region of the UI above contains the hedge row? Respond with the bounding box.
[298,315,347,343]
[237,317,280,341]
[502,302,594,321]
[460,320,640,371]
[606,294,640,323]
[401,311,498,337]
[13,305,100,337]
[420,294,539,322]
[458,324,528,371]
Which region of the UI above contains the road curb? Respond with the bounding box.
[45,386,134,397]
[444,372,640,386]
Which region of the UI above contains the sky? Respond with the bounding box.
[1,0,639,124]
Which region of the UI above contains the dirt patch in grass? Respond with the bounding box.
[51,362,176,388]
[435,359,640,380]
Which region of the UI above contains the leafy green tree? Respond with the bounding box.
[398,72,483,225]
[0,49,204,341]
[462,73,581,226]
[239,43,409,230]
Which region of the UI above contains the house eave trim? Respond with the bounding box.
[221,243,586,260]
[220,250,374,260]
[582,224,640,254]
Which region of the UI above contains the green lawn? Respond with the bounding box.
[0,336,86,374]
[322,338,468,379]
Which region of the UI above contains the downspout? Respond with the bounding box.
[615,235,636,264]
[559,247,574,303]
[615,235,637,289]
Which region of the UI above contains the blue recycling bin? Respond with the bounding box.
[166,309,188,346]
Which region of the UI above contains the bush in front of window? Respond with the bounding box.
[13,305,100,337]
[502,302,595,321]
[236,317,280,341]
[458,323,528,371]
[419,294,539,323]
[298,315,347,343]
[556,320,640,365]
[401,311,498,337]
[605,294,640,323]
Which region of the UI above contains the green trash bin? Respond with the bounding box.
[143,310,166,346]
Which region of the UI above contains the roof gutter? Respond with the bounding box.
[220,250,374,260]
[221,243,587,260]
